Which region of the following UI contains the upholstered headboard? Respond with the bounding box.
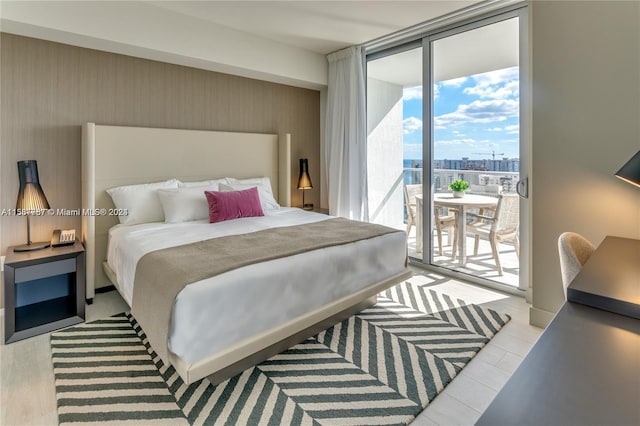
[81,123,291,299]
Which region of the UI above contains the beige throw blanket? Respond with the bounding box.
[131,217,401,363]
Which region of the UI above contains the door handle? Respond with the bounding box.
[516,177,528,198]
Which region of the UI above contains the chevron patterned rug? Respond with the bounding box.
[51,280,510,425]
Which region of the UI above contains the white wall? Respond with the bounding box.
[367,78,404,227]
[529,0,640,327]
[0,0,327,89]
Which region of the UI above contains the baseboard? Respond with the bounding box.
[529,306,555,328]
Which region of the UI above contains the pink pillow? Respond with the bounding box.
[205,187,264,223]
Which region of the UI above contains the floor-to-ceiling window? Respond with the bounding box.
[367,45,424,260]
[366,6,529,292]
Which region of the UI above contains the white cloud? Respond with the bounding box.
[464,81,519,99]
[505,124,520,134]
[434,99,519,128]
[403,86,422,100]
[463,67,519,99]
[474,67,519,85]
[440,77,467,87]
[403,116,422,134]
[488,127,503,132]
[434,138,477,146]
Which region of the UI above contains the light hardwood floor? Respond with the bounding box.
[409,268,542,425]
[0,267,541,425]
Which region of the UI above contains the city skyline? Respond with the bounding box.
[402,66,520,160]
[404,157,519,173]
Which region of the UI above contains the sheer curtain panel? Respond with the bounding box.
[325,46,368,221]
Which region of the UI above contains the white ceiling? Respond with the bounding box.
[148,1,481,54]
[0,0,487,88]
[368,17,519,86]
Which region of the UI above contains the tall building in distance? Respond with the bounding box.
[403,157,520,193]
[433,157,520,172]
[406,159,423,184]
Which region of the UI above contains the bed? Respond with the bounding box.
[81,123,411,385]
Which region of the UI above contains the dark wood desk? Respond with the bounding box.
[477,236,640,425]
[567,236,640,319]
[477,302,640,425]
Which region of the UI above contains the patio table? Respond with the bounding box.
[416,193,498,266]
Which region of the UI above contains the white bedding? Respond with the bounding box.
[107,208,407,365]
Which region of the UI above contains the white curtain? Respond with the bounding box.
[325,45,368,221]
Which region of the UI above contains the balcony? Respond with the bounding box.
[406,167,520,193]
[372,167,520,288]
[406,226,520,288]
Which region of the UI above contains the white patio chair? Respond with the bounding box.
[434,204,457,257]
[403,184,422,235]
[466,194,519,275]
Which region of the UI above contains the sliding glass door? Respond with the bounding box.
[366,45,424,261]
[428,14,526,289]
[366,7,529,292]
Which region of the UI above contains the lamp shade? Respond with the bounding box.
[615,150,640,188]
[16,160,50,211]
[297,158,313,190]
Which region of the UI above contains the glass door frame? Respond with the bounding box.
[420,7,530,293]
[363,2,532,294]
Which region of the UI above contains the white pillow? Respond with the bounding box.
[106,179,179,225]
[158,186,216,223]
[179,178,228,188]
[220,180,280,212]
[225,177,278,198]
[226,177,271,186]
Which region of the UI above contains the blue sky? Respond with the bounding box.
[402,66,520,160]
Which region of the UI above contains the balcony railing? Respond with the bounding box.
[369,167,520,224]
[404,168,520,194]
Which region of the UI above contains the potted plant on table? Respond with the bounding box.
[449,179,470,198]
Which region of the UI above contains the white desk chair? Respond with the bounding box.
[558,232,595,299]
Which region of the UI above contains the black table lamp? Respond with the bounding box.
[14,160,51,252]
[615,150,640,188]
[297,158,313,210]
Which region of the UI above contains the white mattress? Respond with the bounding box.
[107,208,407,364]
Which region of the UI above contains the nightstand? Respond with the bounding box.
[4,241,85,343]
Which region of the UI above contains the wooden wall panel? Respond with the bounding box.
[0,33,321,308]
